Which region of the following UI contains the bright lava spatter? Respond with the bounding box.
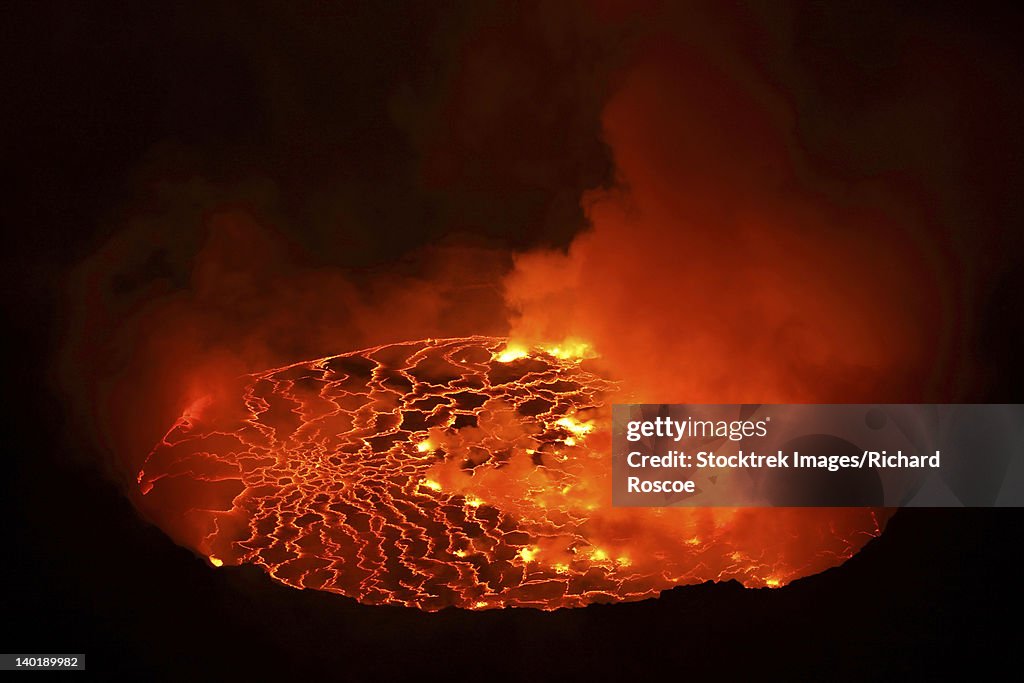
[139,336,886,611]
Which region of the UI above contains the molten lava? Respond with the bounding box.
[139,336,887,610]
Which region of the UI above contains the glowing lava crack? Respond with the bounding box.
[138,336,887,610]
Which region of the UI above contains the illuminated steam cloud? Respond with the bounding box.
[505,40,951,406]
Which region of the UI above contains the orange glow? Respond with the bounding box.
[138,337,888,610]
[554,416,593,435]
[518,547,539,563]
[494,345,528,363]
[543,340,594,360]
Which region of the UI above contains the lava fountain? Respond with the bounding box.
[138,336,887,610]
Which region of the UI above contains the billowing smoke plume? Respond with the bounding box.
[506,37,954,404]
